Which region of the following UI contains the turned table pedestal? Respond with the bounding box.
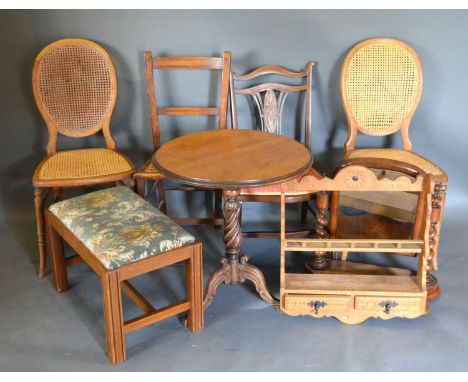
[153,129,312,307]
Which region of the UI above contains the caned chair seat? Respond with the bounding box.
[48,186,195,269]
[133,159,165,180]
[33,148,135,187]
[345,149,445,176]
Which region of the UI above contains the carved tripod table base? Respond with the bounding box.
[203,189,278,308]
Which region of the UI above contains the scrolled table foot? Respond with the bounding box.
[238,254,279,307]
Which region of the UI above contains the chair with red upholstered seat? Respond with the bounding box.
[230,63,324,239]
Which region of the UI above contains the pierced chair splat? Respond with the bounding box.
[230,63,322,239]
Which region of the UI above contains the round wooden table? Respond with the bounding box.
[153,129,312,307]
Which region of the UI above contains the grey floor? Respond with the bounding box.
[1,200,468,371]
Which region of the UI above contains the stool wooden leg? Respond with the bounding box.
[186,243,204,332]
[34,187,47,279]
[101,272,126,364]
[46,214,69,292]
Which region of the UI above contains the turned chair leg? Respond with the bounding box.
[130,179,137,194]
[186,244,204,332]
[34,187,47,279]
[135,178,145,198]
[46,213,69,292]
[101,272,126,365]
[308,191,330,270]
[52,187,62,203]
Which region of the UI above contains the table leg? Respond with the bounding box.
[204,189,278,308]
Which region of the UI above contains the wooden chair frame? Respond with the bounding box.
[280,165,433,324]
[230,63,317,238]
[46,209,203,365]
[32,38,135,278]
[133,51,231,227]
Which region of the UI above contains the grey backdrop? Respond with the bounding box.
[1,10,468,371]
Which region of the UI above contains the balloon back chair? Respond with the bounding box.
[32,38,135,278]
[336,37,447,298]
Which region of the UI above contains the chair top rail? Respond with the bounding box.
[235,83,307,95]
[233,64,314,81]
[153,56,224,70]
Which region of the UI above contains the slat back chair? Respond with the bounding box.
[229,63,317,238]
[338,38,447,295]
[32,38,135,278]
[280,165,433,324]
[133,51,231,227]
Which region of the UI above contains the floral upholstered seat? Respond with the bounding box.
[49,187,195,269]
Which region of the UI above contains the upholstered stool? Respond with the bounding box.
[45,186,203,364]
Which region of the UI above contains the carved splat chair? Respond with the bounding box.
[32,39,135,278]
[133,52,231,227]
[280,165,434,324]
[336,37,448,298]
[230,63,321,238]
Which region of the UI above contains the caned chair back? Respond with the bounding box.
[144,52,231,149]
[230,63,315,153]
[32,38,118,154]
[341,38,423,154]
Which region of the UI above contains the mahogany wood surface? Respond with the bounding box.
[153,129,312,189]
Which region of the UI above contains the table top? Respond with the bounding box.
[152,129,312,189]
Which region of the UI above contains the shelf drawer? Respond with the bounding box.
[284,294,352,316]
[354,296,423,315]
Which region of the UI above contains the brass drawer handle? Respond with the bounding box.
[309,300,327,315]
[379,300,398,315]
